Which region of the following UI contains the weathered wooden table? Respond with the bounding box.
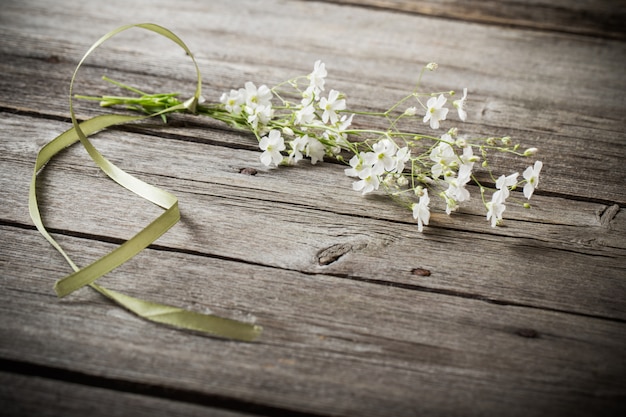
[1,1,625,416]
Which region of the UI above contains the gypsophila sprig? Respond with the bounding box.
[78,61,544,231]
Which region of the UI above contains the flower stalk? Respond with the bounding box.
[78,62,543,230]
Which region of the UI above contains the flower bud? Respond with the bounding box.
[404,106,417,116]
[523,147,538,156]
[426,62,438,71]
[384,174,395,186]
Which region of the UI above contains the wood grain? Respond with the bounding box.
[1,0,625,416]
[1,1,625,204]
[2,113,624,320]
[2,226,625,416]
[0,371,251,417]
[320,0,626,39]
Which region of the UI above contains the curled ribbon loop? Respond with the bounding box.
[29,23,261,342]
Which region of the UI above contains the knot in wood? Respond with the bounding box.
[317,242,366,265]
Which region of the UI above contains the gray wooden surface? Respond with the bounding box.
[1,0,625,416]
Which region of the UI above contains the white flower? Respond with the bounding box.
[460,145,478,167]
[344,154,365,178]
[319,89,346,125]
[441,191,459,215]
[301,88,315,106]
[423,94,449,130]
[486,190,507,227]
[485,172,518,226]
[295,103,316,125]
[259,130,285,167]
[523,161,542,199]
[444,174,470,211]
[327,113,354,147]
[412,188,430,232]
[453,88,468,122]
[305,136,325,164]
[352,167,380,195]
[220,89,244,114]
[242,82,272,109]
[393,146,411,173]
[307,60,327,96]
[246,104,273,130]
[495,172,519,200]
[455,145,478,188]
[429,138,456,178]
[288,135,309,165]
[364,139,396,175]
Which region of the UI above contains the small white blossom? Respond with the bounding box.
[305,136,326,164]
[423,94,449,130]
[393,146,411,173]
[495,172,519,200]
[486,189,508,227]
[364,139,396,175]
[352,167,380,195]
[429,138,456,178]
[295,103,316,125]
[307,60,327,96]
[412,188,430,232]
[523,161,542,199]
[344,154,365,178]
[220,89,244,114]
[288,135,309,165]
[455,146,478,191]
[485,172,518,226]
[242,82,272,109]
[246,104,273,130]
[444,168,471,213]
[259,130,285,167]
[329,113,355,147]
[453,88,468,122]
[319,89,346,125]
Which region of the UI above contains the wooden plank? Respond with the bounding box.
[0,371,251,417]
[1,1,625,415]
[1,225,625,416]
[321,0,626,39]
[1,0,625,204]
[4,52,625,211]
[2,113,625,321]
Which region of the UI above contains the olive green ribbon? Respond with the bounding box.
[29,23,261,342]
